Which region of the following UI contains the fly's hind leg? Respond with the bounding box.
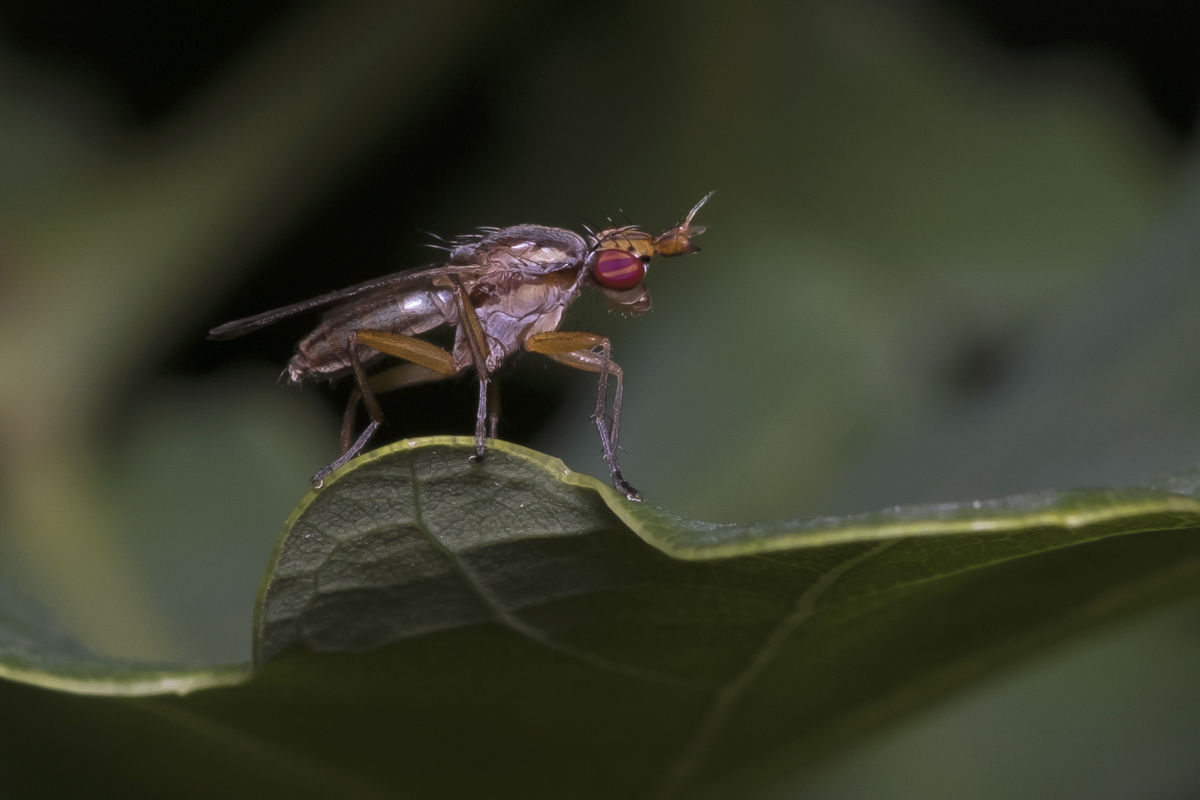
[310,330,459,488]
[339,363,451,453]
[524,331,640,501]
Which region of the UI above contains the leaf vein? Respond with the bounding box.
[405,457,692,685]
[651,540,899,799]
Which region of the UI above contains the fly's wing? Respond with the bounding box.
[207,263,488,340]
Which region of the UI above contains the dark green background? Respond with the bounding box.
[1,1,1200,797]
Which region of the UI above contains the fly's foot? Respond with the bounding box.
[311,458,343,489]
[311,420,379,489]
[311,467,332,490]
[470,444,487,463]
[612,471,642,502]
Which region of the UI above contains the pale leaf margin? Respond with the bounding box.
[333,437,1200,560]
[6,435,1200,697]
[0,660,250,697]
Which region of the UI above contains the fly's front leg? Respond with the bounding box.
[525,331,640,501]
[525,332,621,446]
[312,330,459,488]
[451,282,494,461]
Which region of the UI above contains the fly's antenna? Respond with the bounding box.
[678,191,714,227]
[653,191,714,256]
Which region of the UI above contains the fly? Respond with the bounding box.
[208,194,712,500]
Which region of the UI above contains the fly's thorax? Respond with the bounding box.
[453,225,588,273]
[451,269,582,374]
[472,268,577,316]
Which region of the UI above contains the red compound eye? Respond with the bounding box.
[593,249,646,290]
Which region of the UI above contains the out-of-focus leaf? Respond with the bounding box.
[0,0,505,658]
[834,170,1200,512]
[107,369,339,662]
[0,579,246,696]
[4,439,1200,799]
[784,594,1200,800]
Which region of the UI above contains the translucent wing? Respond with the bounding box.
[207,263,487,340]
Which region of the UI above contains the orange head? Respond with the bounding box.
[587,193,712,313]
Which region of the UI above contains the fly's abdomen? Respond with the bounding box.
[286,289,455,383]
[390,289,456,332]
[287,329,348,382]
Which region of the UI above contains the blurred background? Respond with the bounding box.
[1,0,1200,796]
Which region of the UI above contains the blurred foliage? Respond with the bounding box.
[0,0,1197,797]
[789,594,1200,800]
[536,1,1169,522]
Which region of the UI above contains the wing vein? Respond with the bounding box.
[207,264,485,339]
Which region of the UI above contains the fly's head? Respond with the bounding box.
[587,192,712,315]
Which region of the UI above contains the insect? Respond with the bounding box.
[209,194,711,500]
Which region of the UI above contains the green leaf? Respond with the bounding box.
[5,438,1200,799]
[0,579,248,696]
